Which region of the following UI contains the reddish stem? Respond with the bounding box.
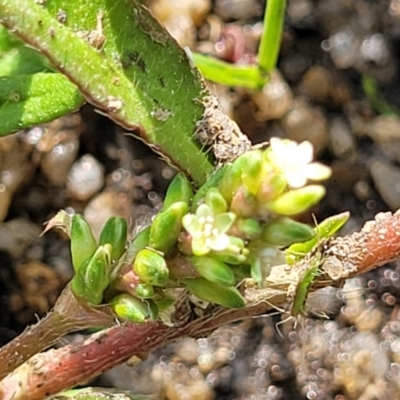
[0,322,173,400]
[359,210,400,272]
[1,211,400,400]
[0,285,115,381]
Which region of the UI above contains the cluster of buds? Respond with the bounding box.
[51,138,343,323]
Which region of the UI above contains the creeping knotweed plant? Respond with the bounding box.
[48,138,335,322]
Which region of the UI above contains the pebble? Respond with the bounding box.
[0,219,40,259]
[251,70,293,121]
[150,0,210,47]
[40,133,80,186]
[280,99,329,155]
[214,0,262,21]
[370,160,400,211]
[84,190,131,240]
[66,154,104,202]
[328,117,356,160]
[299,66,351,107]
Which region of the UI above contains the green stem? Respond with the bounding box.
[257,0,286,73]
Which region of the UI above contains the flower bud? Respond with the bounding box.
[266,185,326,216]
[149,201,188,254]
[261,218,315,247]
[112,293,151,323]
[218,162,243,204]
[190,255,235,286]
[133,248,169,286]
[72,244,112,305]
[163,172,193,210]
[256,171,286,203]
[210,236,248,265]
[134,283,155,298]
[70,214,97,272]
[192,165,227,211]
[239,149,264,195]
[99,217,128,262]
[231,218,261,240]
[124,226,151,265]
[183,278,246,308]
[205,187,227,215]
[230,186,257,218]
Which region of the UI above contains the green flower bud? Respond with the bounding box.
[133,248,169,286]
[205,187,227,214]
[71,258,88,300]
[261,218,315,247]
[163,172,193,210]
[230,186,257,218]
[70,214,97,272]
[124,226,151,266]
[149,201,188,254]
[190,255,235,286]
[112,293,150,323]
[72,244,112,305]
[286,212,350,264]
[266,185,326,216]
[134,283,155,298]
[256,171,287,203]
[183,278,246,308]
[239,149,264,195]
[210,236,248,265]
[219,162,243,204]
[99,217,128,262]
[192,165,228,211]
[232,218,261,240]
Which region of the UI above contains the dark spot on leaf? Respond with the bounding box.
[123,51,146,73]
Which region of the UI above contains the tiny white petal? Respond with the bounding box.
[211,233,230,251]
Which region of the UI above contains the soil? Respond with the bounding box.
[2,1,400,399]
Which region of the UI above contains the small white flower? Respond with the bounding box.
[267,138,331,188]
[182,204,236,256]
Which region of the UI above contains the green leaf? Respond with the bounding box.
[261,218,315,247]
[192,165,228,211]
[286,212,350,264]
[163,172,193,210]
[98,216,128,262]
[190,255,235,286]
[193,53,267,89]
[0,0,213,185]
[70,214,97,272]
[0,73,84,135]
[0,25,51,76]
[266,185,326,216]
[183,278,246,308]
[149,201,188,254]
[72,244,112,305]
